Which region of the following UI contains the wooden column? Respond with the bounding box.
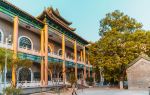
[74,40,77,80]
[44,24,48,86]
[80,50,83,62]
[40,29,44,86]
[83,46,87,81]
[62,34,66,84]
[12,16,19,87]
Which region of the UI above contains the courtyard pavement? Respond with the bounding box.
[31,88,149,95]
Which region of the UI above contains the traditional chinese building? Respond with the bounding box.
[0,0,93,90]
[126,55,150,89]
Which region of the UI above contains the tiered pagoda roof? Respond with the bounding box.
[0,0,89,45]
[37,7,76,32]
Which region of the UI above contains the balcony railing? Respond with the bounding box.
[18,47,41,56]
[0,42,89,66]
[17,81,41,88]
[48,52,85,64]
[0,80,64,92]
[66,56,74,62]
[48,52,62,59]
[77,60,84,65]
[0,42,41,56]
[0,42,13,50]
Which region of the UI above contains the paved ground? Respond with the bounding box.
[31,88,149,95]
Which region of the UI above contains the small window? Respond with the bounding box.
[19,37,32,50]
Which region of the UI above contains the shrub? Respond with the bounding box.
[3,86,21,95]
[86,77,94,86]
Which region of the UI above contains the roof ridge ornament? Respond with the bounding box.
[46,7,53,15]
[55,8,60,16]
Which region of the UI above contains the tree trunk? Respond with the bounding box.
[119,72,125,89]
[119,67,126,89]
[0,72,2,82]
[119,80,123,89]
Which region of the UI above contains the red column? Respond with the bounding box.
[44,24,48,86]
[83,47,87,81]
[12,16,19,87]
[74,40,77,80]
[62,34,66,84]
[40,29,44,86]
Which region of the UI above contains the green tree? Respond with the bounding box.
[89,10,150,85]
[89,30,150,84]
[99,10,142,36]
[0,47,33,87]
[0,48,33,72]
[0,48,13,82]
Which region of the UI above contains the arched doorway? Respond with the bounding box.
[18,68,33,81]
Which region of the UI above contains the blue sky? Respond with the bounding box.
[7,0,150,42]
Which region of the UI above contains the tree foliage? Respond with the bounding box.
[99,10,142,36]
[0,48,33,84]
[3,86,21,95]
[89,10,150,83]
[89,30,150,82]
[0,48,33,72]
[0,48,12,72]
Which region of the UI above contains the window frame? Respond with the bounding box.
[18,36,33,50]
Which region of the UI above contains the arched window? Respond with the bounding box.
[19,36,32,50]
[58,49,62,56]
[0,29,4,43]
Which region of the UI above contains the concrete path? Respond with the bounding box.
[31,88,149,95]
[77,88,149,95]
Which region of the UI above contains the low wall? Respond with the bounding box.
[21,86,52,95]
[21,85,68,95]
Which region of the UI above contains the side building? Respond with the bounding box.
[126,55,150,89]
[0,1,93,87]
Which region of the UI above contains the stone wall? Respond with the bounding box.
[18,26,41,51]
[127,58,150,89]
[0,18,13,42]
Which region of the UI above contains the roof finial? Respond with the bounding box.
[55,8,60,16]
